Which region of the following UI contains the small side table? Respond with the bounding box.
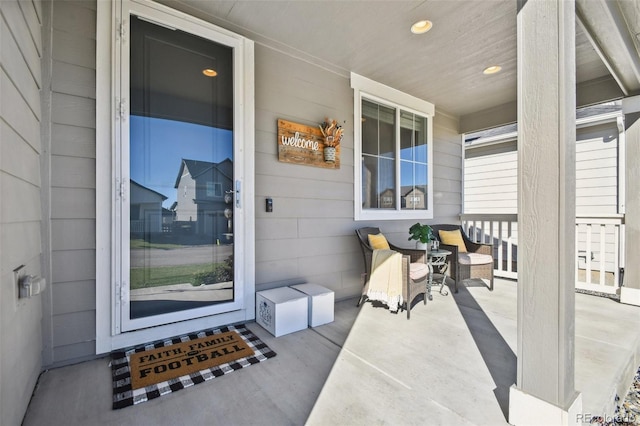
[427,249,451,300]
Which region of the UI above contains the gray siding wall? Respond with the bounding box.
[253,47,359,298]
[43,0,97,366]
[433,111,464,222]
[36,2,462,367]
[254,46,461,298]
[0,1,44,424]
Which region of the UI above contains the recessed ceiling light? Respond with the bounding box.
[411,20,432,34]
[202,68,218,77]
[483,65,502,75]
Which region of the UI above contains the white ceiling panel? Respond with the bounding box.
[158,0,639,128]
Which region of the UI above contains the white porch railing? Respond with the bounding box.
[461,214,518,279]
[575,214,624,294]
[460,213,624,294]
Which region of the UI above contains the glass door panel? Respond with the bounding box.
[123,15,236,330]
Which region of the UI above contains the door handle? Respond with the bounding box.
[225,182,241,208]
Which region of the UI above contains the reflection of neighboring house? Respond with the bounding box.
[365,186,426,209]
[402,186,426,209]
[162,207,174,232]
[379,188,395,208]
[130,180,168,234]
[174,158,233,237]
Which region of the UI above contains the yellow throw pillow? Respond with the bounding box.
[438,229,467,253]
[368,233,390,250]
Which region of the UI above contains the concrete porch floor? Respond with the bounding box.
[23,278,640,425]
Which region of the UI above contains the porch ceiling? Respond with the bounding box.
[161,0,640,132]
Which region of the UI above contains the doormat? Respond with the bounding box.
[111,324,276,409]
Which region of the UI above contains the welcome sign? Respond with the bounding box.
[128,330,254,389]
[277,119,340,169]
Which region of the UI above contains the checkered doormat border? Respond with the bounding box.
[111,324,276,409]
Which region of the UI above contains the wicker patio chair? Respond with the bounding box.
[431,224,494,293]
[355,227,428,319]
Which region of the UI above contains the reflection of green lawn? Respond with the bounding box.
[130,239,183,250]
[130,263,217,289]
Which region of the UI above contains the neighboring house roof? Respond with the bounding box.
[130,179,168,201]
[402,186,426,197]
[465,123,517,145]
[465,101,622,146]
[174,158,233,188]
[215,158,233,180]
[377,187,426,198]
[576,102,621,120]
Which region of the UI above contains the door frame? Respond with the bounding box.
[96,0,255,352]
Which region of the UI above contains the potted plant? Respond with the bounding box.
[319,118,344,163]
[408,222,434,251]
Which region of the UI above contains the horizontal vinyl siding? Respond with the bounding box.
[575,124,619,215]
[0,1,43,424]
[464,122,620,216]
[254,46,461,299]
[464,148,518,214]
[47,0,96,366]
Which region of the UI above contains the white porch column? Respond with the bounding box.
[509,0,583,425]
[621,96,640,306]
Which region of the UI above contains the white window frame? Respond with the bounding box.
[351,72,435,221]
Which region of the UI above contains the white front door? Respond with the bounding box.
[114,1,253,333]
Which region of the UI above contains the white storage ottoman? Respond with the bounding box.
[256,287,309,337]
[290,283,334,327]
